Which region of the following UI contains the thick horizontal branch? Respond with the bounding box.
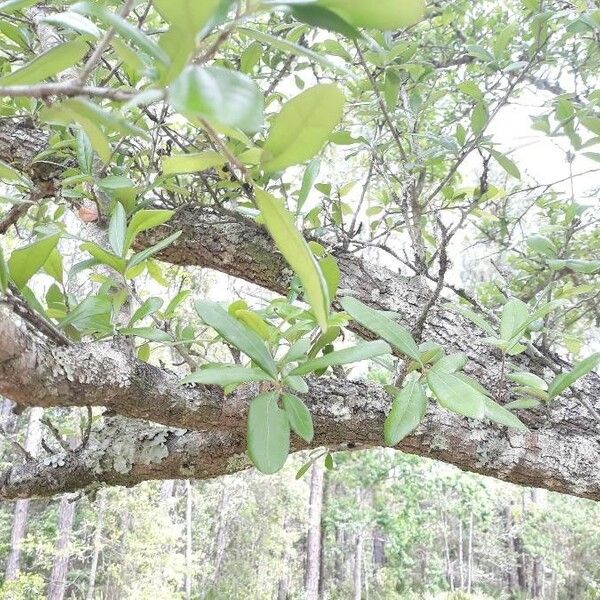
[1,303,599,501]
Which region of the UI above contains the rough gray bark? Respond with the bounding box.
[0,125,599,503]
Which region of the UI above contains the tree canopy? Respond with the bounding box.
[0,0,598,501]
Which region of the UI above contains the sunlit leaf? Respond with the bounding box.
[8,234,60,289]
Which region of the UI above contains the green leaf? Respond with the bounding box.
[0,159,27,183]
[72,1,169,65]
[163,290,191,318]
[247,391,290,474]
[384,379,427,446]
[548,353,600,399]
[41,11,101,37]
[471,102,488,135]
[0,39,87,86]
[384,68,401,110]
[297,159,320,212]
[446,304,496,336]
[319,255,340,300]
[579,116,600,136]
[59,295,113,332]
[261,84,345,172]
[281,339,311,363]
[124,209,174,252]
[290,340,391,375]
[504,398,540,410]
[499,298,529,342]
[8,234,60,289]
[169,66,264,133]
[316,0,425,29]
[80,242,127,274]
[254,188,330,332]
[127,231,182,271]
[291,5,360,38]
[339,296,421,360]
[162,151,225,176]
[430,353,468,374]
[282,393,314,442]
[427,371,486,419]
[0,0,38,14]
[484,398,528,431]
[109,202,127,257]
[507,372,547,391]
[195,300,277,378]
[129,297,163,326]
[120,327,173,342]
[181,365,272,386]
[547,259,600,274]
[527,235,557,257]
[490,149,521,179]
[43,249,63,283]
[239,28,355,80]
[0,246,8,292]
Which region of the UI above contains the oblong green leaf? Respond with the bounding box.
[548,353,600,399]
[282,392,314,442]
[340,296,420,360]
[384,379,427,446]
[181,365,272,386]
[261,84,345,172]
[124,209,174,252]
[80,242,127,274]
[41,11,101,37]
[109,202,127,257]
[8,234,60,289]
[316,0,425,29]
[500,298,529,341]
[427,371,486,419]
[127,231,182,270]
[247,391,290,474]
[290,339,391,375]
[484,398,528,431]
[255,188,330,332]
[0,246,8,292]
[0,39,87,86]
[195,300,277,378]
[162,151,225,175]
[169,66,264,133]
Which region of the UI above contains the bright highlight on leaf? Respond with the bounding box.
[254,188,331,332]
[261,84,345,172]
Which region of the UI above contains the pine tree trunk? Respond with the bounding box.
[47,493,77,600]
[185,480,193,600]
[85,492,106,600]
[353,532,363,600]
[318,469,330,600]
[210,483,229,586]
[4,407,42,581]
[305,464,324,600]
[467,510,474,593]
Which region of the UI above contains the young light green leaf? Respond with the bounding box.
[255,188,330,332]
[8,234,60,289]
[162,151,225,176]
[247,392,290,474]
[80,242,127,274]
[169,66,264,133]
[316,0,425,29]
[41,11,101,37]
[500,298,529,342]
[109,202,127,257]
[548,353,600,399]
[181,365,272,387]
[297,158,320,213]
[0,39,87,86]
[124,209,174,252]
[129,297,163,326]
[507,371,547,391]
[484,398,528,431]
[319,254,340,300]
[504,398,541,410]
[59,295,112,331]
[127,231,182,270]
[281,339,311,364]
[72,1,169,65]
[290,339,391,376]
[163,290,191,317]
[120,327,173,342]
[427,371,486,419]
[195,300,277,378]
[0,246,8,292]
[0,159,27,183]
[547,259,600,274]
[339,296,420,360]
[261,84,345,172]
[282,393,314,442]
[384,379,427,446]
[283,375,309,394]
[0,0,38,13]
[429,353,468,374]
[490,149,521,179]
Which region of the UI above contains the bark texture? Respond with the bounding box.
[0,125,599,503]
